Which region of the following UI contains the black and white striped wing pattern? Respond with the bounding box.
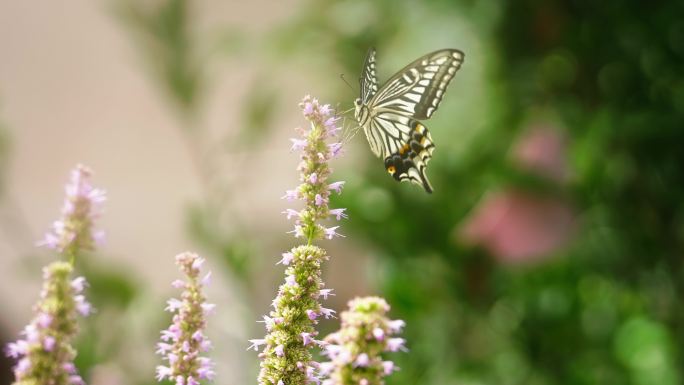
[372,49,463,119]
[360,49,464,193]
[359,48,378,104]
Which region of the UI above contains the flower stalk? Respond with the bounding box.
[5,262,92,385]
[253,96,345,385]
[6,164,104,385]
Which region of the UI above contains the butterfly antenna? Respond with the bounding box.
[340,74,356,93]
[335,76,360,144]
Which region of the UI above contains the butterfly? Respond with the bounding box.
[353,48,464,193]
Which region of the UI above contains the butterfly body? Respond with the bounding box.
[354,48,464,193]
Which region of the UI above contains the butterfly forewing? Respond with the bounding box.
[371,49,464,119]
[359,48,378,104]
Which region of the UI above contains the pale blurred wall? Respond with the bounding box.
[0,0,316,383]
[0,0,309,322]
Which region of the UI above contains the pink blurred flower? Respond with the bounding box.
[459,189,576,263]
[459,124,576,264]
[512,125,569,183]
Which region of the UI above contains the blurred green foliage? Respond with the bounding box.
[117,0,202,115]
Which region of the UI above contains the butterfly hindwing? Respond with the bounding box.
[379,118,435,193]
[362,110,435,191]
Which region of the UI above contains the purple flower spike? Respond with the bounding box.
[156,252,215,384]
[6,262,90,385]
[255,96,345,385]
[321,297,406,385]
[283,95,347,245]
[38,165,106,257]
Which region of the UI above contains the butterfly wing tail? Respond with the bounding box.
[412,167,434,193]
[384,120,435,193]
[410,121,435,193]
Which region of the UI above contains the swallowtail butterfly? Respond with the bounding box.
[354,48,464,193]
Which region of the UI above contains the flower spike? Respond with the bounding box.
[156,252,215,384]
[321,297,406,385]
[253,96,346,385]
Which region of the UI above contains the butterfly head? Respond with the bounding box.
[353,97,369,125]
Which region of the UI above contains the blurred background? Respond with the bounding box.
[1,0,684,384]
